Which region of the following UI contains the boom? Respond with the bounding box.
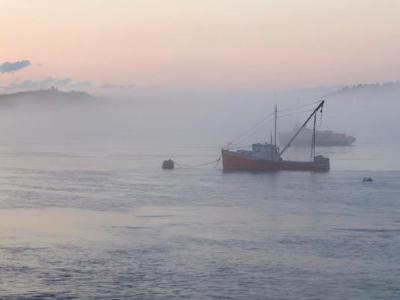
[279,100,324,157]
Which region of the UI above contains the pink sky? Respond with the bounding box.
[1,0,400,90]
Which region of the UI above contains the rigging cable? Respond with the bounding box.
[277,100,321,113]
[224,112,275,149]
[318,102,324,128]
[277,108,315,119]
[224,100,323,150]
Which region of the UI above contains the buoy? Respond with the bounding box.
[362,177,373,182]
[162,159,174,170]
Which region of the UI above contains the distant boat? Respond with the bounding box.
[280,128,356,147]
[222,101,330,172]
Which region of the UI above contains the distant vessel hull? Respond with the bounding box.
[222,150,329,172]
[280,130,356,147]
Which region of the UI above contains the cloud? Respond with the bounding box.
[0,60,31,73]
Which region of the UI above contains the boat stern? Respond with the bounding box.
[314,155,330,171]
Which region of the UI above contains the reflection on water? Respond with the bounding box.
[0,141,400,299]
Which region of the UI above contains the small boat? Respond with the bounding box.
[162,159,174,170]
[221,101,330,172]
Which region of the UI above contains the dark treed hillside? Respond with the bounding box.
[326,81,400,99]
[0,87,100,109]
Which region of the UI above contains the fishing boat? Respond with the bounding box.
[221,101,330,172]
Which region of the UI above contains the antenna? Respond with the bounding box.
[274,104,277,147]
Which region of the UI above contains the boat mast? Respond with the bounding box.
[279,100,324,157]
[311,113,317,160]
[274,104,277,147]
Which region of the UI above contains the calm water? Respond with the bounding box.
[0,140,399,299]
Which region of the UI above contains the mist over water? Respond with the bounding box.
[1,86,399,146]
[2,0,400,297]
[0,87,399,299]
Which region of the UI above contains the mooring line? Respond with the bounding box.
[174,156,221,169]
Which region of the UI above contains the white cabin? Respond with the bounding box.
[250,143,280,161]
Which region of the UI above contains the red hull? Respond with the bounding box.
[222,150,329,172]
